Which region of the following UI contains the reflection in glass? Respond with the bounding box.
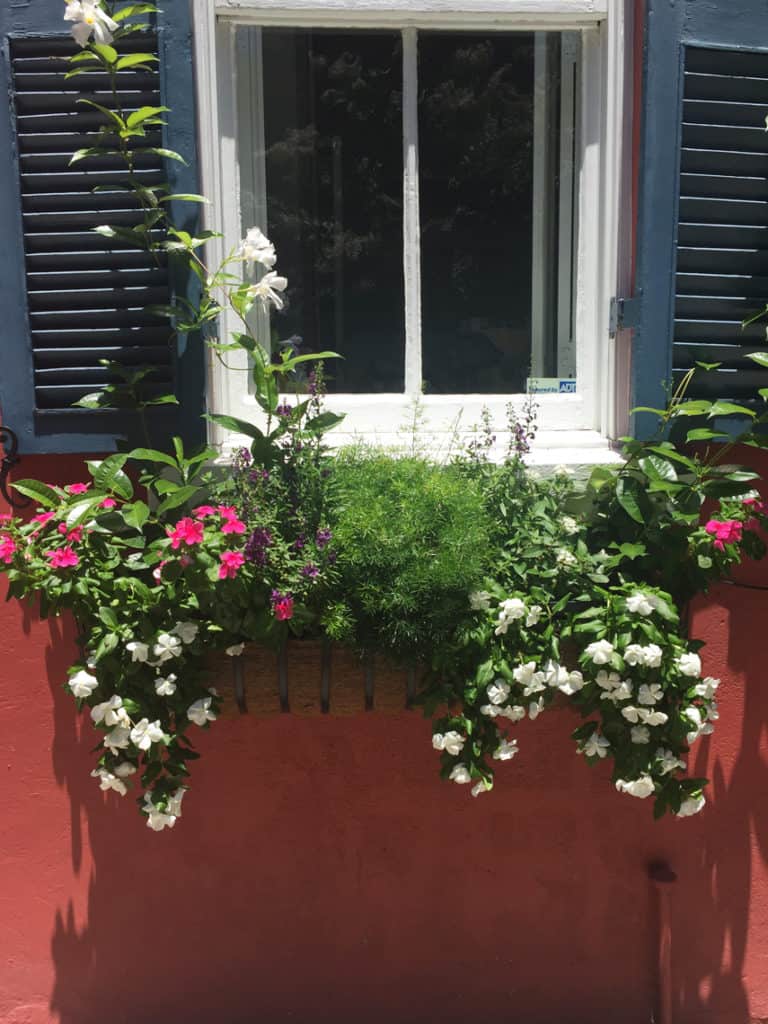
[240,28,405,392]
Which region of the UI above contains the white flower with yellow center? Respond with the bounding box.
[64,1,118,48]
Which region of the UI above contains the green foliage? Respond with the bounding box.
[327,452,491,658]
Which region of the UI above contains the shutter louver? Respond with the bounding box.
[674,46,768,399]
[10,35,174,412]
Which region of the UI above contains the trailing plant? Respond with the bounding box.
[2,1,768,829]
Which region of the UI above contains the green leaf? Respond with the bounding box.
[11,479,60,508]
[115,53,159,71]
[127,447,178,469]
[746,352,768,368]
[99,607,119,630]
[205,413,267,441]
[159,193,210,204]
[66,496,102,528]
[112,3,159,19]
[686,428,728,442]
[156,486,201,516]
[123,500,150,530]
[616,477,645,524]
[126,104,168,128]
[708,401,756,420]
[304,411,346,433]
[87,453,133,500]
[91,43,118,64]
[671,400,712,417]
[145,147,188,165]
[639,454,677,482]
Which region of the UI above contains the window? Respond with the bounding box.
[193,0,629,460]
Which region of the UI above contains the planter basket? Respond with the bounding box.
[216,641,420,717]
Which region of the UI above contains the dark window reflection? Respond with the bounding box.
[259,29,404,392]
[419,33,549,393]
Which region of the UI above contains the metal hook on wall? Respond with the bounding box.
[0,427,30,509]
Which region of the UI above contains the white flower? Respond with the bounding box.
[103,725,131,754]
[113,762,136,779]
[585,639,614,665]
[480,704,500,718]
[500,597,526,620]
[469,590,492,611]
[676,794,706,818]
[487,679,511,705]
[630,725,651,745]
[623,644,645,667]
[678,652,702,678]
[171,621,199,645]
[153,633,182,663]
[68,669,98,699]
[581,732,610,759]
[130,718,166,751]
[187,697,216,726]
[706,701,719,723]
[558,670,585,695]
[154,674,177,697]
[695,676,720,700]
[601,681,633,704]
[621,705,642,724]
[142,795,177,832]
[642,644,663,669]
[64,0,118,48]
[166,787,186,818]
[498,705,527,722]
[471,780,490,797]
[248,271,288,311]
[525,605,543,627]
[556,548,578,568]
[226,643,246,657]
[543,661,569,690]
[449,764,472,785]
[493,738,519,761]
[90,767,130,796]
[560,515,579,535]
[615,775,655,799]
[626,592,656,616]
[528,698,544,721]
[432,731,465,756]
[638,683,663,706]
[238,227,277,268]
[685,707,703,729]
[641,709,669,726]
[90,695,128,727]
[208,687,219,698]
[126,640,149,663]
[656,748,686,775]
[553,464,572,477]
[595,670,621,691]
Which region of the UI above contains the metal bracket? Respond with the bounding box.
[0,427,30,509]
[609,295,642,338]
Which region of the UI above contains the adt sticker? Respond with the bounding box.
[526,378,577,395]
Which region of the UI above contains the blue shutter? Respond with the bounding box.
[0,0,204,454]
[633,0,768,427]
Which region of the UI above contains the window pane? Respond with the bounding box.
[239,28,405,392]
[418,32,575,394]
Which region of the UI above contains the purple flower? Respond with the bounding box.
[244,527,273,565]
[292,534,306,552]
[326,549,337,565]
[301,563,319,579]
[276,403,293,418]
[316,528,332,549]
[307,371,318,397]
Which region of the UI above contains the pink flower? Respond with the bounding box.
[100,497,117,509]
[168,517,205,549]
[193,505,217,519]
[705,519,743,552]
[217,505,239,520]
[153,559,169,583]
[66,483,90,495]
[221,516,246,535]
[744,496,767,515]
[47,546,79,569]
[218,550,245,579]
[67,527,84,543]
[32,511,55,526]
[0,513,12,522]
[57,522,68,535]
[0,534,17,564]
[271,591,294,621]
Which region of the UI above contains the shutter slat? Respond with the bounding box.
[674,318,766,342]
[683,98,768,128]
[680,172,767,201]
[27,286,169,312]
[26,250,166,271]
[682,122,768,154]
[35,346,171,368]
[685,71,768,104]
[677,273,768,298]
[678,223,768,248]
[676,246,768,274]
[31,326,171,348]
[681,147,768,176]
[679,197,768,226]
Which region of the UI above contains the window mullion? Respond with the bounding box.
[402,26,422,396]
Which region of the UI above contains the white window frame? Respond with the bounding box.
[192,0,632,466]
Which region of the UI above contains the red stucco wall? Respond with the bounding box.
[2,454,768,1024]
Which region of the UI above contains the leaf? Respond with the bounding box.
[145,147,188,165]
[66,496,102,528]
[91,43,118,64]
[127,447,178,469]
[11,479,60,508]
[115,53,159,71]
[99,607,119,629]
[686,428,728,442]
[616,477,645,524]
[87,454,133,500]
[159,194,210,204]
[644,445,697,470]
[156,486,201,516]
[304,411,346,433]
[639,455,677,482]
[205,413,266,442]
[144,394,179,407]
[112,2,159,19]
[746,352,768,368]
[123,500,150,530]
[708,401,756,420]
[671,400,712,417]
[126,104,168,128]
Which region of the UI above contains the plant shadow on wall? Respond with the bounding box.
[5,3,768,1019]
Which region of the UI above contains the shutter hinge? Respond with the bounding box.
[0,427,30,510]
[609,295,641,338]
